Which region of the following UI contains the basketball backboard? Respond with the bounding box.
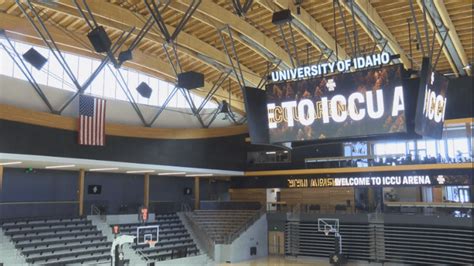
[317,218,339,236]
[137,225,159,248]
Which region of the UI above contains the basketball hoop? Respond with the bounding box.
[324,228,331,236]
[145,240,157,248]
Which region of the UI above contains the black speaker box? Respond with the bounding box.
[177,71,204,89]
[22,48,47,70]
[243,87,270,145]
[87,26,112,53]
[136,82,152,98]
[272,9,292,25]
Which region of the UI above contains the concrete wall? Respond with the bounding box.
[214,214,268,263]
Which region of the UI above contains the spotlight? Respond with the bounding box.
[23,48,47,70]
[219,100,230,114]
[136,82,152,98]
[118,49,132,63]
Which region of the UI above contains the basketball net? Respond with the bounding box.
[145,240,157,248]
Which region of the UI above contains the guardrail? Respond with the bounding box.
[182,212,215,260]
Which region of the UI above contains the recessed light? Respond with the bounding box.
[158,172,186,176]
[89,167,119,172]
[0,161,22,166]
[126,170,155,174]
[266,151,276,155]
[45,164,76,169]
[185,174,213,177]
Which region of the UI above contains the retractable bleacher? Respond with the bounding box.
[189,210,258,244]
[1,216,111,265]
[116,213,199,262]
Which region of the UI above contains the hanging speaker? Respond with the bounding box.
[22,48,47,70]
[272,9,292,25]
[136,82,152,98]
[87,26,112,53]
[118,49,132,63]
[177,71,204,89]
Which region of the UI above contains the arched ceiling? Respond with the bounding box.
[0,0,472,114]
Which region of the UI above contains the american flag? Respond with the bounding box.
[79,95,106,146]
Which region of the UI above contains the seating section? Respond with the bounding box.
[189,210,258,244]
[1,217,111,265]
[117,213,199,261]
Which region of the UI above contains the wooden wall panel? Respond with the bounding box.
[280,187,355,212]
[229,187,355,212]
[0,104,248,139]
[229,188,266,204]
[433,186,443,202]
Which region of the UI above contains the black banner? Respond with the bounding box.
[286,174,470,188]
[415,58,449,139]
[266,64,407,143]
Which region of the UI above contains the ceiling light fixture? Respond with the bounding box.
[185,173,213,177]
[45,164,76,169]
[89,167,119,172]
[0,161,23,166]
[158,172,186,176]
[126,170,155,174]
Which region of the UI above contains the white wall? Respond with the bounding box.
[214,214,268,263]
[0,74,237,128]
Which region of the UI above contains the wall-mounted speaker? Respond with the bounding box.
[272,9,292,25]
[136,82,152,98]
[87,26,112,53]
[22,48,47,70]
[177,71,204,89]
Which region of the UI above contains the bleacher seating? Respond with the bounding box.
[188,210,258,244]
[117,213,199,262]
[1,217,111,265]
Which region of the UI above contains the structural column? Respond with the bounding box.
[78,169,85,216]
[466,122,472,158]
[194,177,200,210]
[144,173,150,208]
[0,165,4,191]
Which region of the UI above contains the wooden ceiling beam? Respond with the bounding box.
[340,0,410,68]
[174,0,293,69]
[432,0,471,76]
[257,0,349,61]
[0,12,246,113]
[32,0,260,90]
[415,0,460,76]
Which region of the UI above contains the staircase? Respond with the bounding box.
[186,210,262,244]
[0,227,27,266]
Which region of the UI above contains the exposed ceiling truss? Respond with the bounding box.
[0,0,471,127]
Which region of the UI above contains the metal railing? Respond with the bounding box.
[182,212,215,260]
[135,247,152,262]
[225,207,266,244]
[90,204,101,216]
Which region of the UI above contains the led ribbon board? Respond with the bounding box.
[266,64,407,143]
[415,58,449,139]
[286,174,470,188]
